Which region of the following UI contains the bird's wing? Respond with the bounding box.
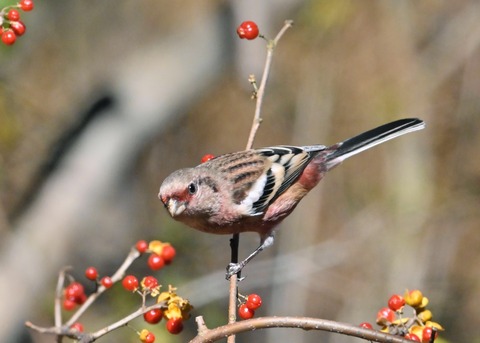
[247,145,325,214]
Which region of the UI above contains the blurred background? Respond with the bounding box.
[0,0,479,342]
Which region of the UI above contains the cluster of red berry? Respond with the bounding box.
[121,275,187,341]
[237,293,263,320]
[60,240,188,343]
[61,282,87,334]
[63,281,87,311]
[136,239,176,271]
[359,290,443,342]
[0,0,33,45]
[124,241,186,341]
[84,266,114,288]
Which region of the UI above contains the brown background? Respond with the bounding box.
[0,1,478,342]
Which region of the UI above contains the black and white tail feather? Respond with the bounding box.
[324,118,425,168]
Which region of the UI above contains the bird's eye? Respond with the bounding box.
[188,182,197,195]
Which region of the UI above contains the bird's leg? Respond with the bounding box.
[226,234,275,279]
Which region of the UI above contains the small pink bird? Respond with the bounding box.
[159,118,425,277]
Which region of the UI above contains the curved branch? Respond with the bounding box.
[191,316,414,343]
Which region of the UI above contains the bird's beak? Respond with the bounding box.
[163,197,186,217]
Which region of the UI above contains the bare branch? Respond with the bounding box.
[190,316,415,343]
[26,302,167,343]
[245,19,294,150]
[85,302,166,342]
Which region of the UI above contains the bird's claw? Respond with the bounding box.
[226,263,245,280]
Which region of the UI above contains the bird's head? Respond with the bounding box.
[158,167,222,227]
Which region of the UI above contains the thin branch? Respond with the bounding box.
[26,302,166,343]
[190,316,415,343]
[54,268,70,328]
[227,235,239,343]
[245,20,293,150]
[84,302,166,342]
[54,267,72,343]
[226,272,237,343]
[195,316,209,336]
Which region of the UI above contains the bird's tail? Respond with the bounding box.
[325,118,425,170]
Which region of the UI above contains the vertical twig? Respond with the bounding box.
[228,19,293,343]
[245,20,294,149]
[55,268,70,343]
[227,237,239,343]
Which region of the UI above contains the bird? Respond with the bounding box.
[159,118,425,278]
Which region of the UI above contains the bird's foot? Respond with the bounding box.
[226,263,245,280]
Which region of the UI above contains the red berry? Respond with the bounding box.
[19,0,34,11]
[161,244,176,264]
[7,9,21,21]
[63,298,76,311]
[238,303,255,319]
[147,254,165,271]
[1,30,16,45]
[101,276,113,288]
[166,317,183,334]
[145,332,155,343]
[70,322,84,332]
[359,322,373,329]
[144,308,163,324]
[136,240,149,253]
[422,327,437,343]
[376,307,395,324]
[142,276,159,290]
[77,293,87,304]
[246,294,262,310]
[201,154,215,163]
[405,333,421,342]
[85,266,98,281]
[65,282,85,303]
[10,21,26,36]
[122,275,139,292]
[236,21,259,40]
[388,294,406,311]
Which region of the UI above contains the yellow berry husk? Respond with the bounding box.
[165,303,183,320]
[156,286,193,320]
[148,240,165,255]
[415,296,429,309]
[418,309,433,323]
[139,329,149,342]
[157,291,171,303]
[404,289,423,307]
[425,321,445,331]
[409,325,424,338]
